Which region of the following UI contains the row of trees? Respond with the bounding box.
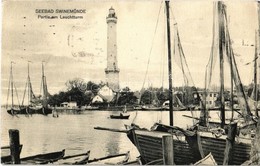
[48,78,100,106]
[48,78,139,107]
[140,86,202,106]
[49,78,258,107]
[47,78,205,107]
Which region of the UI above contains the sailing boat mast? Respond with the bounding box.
[11,61,14,109]
[254,30,259,117]
[41,61,47,107]
[218,1,225,128]
[256,1,260,117]
[27,61,31,106]
[165,0,173,126]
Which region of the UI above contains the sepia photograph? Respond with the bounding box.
[1,0,260,165]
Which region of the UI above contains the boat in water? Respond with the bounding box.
[188,2,257,165]
[6,61,52,116]
[126,1,204,164]
[6,62,27,115]
[32,62,52,115]
[110,106,130,119]
[110,113,130,119]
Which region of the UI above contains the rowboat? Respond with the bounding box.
[19,149,65,164]
[88,151,130,165]
[110,113,130,119]
[56,150,90,165]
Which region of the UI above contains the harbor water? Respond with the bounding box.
[1,109,235,161]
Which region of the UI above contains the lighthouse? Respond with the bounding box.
[105,7,120,92]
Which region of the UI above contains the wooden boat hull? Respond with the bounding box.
[29,107,52,115]
[199,132,252,165]
[7,108,28,115]
[2,149,65,164]
[7,107,52,115]
[127,130,201,165]
[20,149,65,164]
[57,150,90,165]
[88,151,130,165]
[110,115,130,119]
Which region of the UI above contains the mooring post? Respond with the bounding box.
[9,129,21,164]
[223,122,237,165]
[162,135,174,165]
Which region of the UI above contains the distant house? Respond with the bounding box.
[61,101,77,108]
[91,85,115,103]
[195,91,219,108]
[92,95,105,103]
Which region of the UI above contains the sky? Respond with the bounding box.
[1,0,259,104]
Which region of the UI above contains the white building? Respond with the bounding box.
[61,101,77,108]
[91,85,115,103]
[195,91,219,108]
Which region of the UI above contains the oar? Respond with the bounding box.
[94,126,128,133]
[182,115,200,120]
[62,151,90,160]
[88,152,129,163]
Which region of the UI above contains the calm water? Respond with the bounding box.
[1,109,232,160]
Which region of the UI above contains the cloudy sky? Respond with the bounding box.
[1,0,259,104]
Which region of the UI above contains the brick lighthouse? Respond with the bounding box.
[105,7,120,92]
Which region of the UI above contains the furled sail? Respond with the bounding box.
[222,7,253,119]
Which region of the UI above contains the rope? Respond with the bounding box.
[140,0,163,93]
[132,0,163,125]
[6,68,11,109]
[14,84,20,107]
[22,78,28,106]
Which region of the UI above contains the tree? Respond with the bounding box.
[140,90,153,104]
[48,78,98,107]
[117,87,138,105]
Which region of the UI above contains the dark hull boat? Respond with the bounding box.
[7,107,52,115]
[31,107,53,115]
[88,151,130,165]
[110,114,130,119]
[127,125,202,165]
[7,108,27,115]
[125,1,204,165]
[5,62,27,116]
[20,149,65,164]
[55,150,90,165]
[195,2,255,165]
[2,149,65,164]
[199,131,251,165]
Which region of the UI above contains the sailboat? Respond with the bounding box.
[19,61,37,115]
[6,62,27,115]
[31,62,52,115]
[126,1,203,164]
[191,1,256,165]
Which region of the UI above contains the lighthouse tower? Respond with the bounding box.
[105,7,120,92]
